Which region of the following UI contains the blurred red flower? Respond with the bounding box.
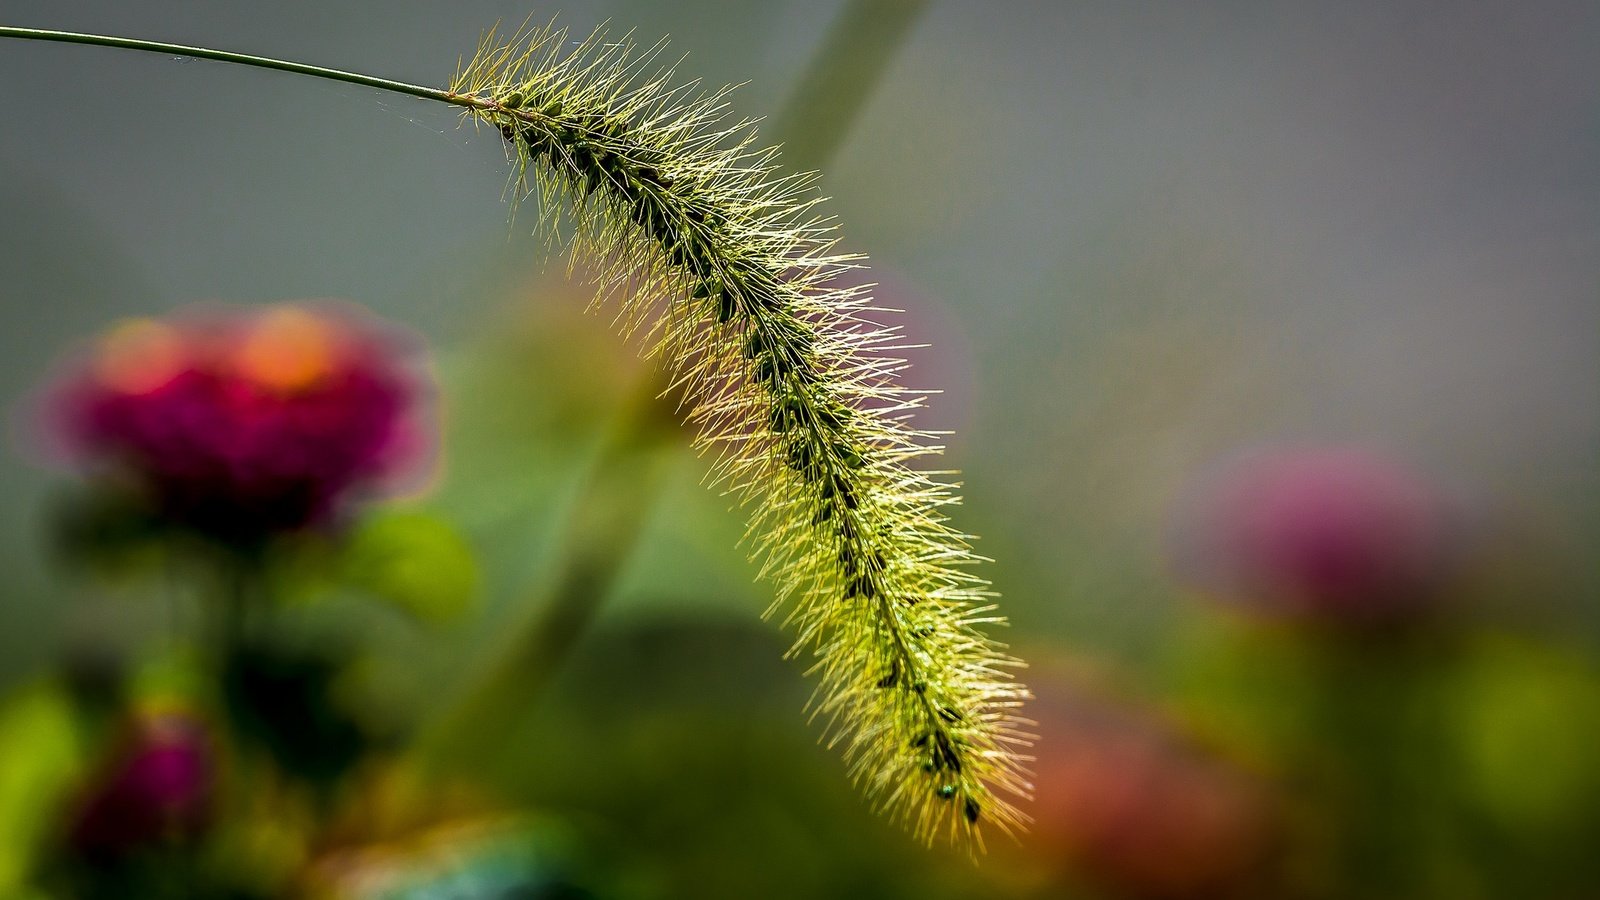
[1021,672,1284,900]
[69,711,215,857]
[38,304,432,544]
[1170,447,1460,626]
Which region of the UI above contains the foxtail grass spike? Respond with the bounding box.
[452,23,1032,847]
[0,19,1034,849]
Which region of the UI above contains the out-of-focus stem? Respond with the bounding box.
[770,0,931,172]
[208,552,256,664]
[416,379,680,764]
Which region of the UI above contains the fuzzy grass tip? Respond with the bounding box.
[454,22,1034,849]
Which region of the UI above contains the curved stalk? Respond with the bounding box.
[0,20,1033,849]
[0,26,465,106]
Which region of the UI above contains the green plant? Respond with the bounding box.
[0,19,1031,848]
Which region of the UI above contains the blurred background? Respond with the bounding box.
[0,0,1596,897]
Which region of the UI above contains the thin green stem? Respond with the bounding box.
[213,552,259,656]
[0,26,484,109]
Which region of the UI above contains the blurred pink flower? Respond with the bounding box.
[38,304,432,543]
[1171,446,1460,626]
[1021,671,1283,900]
[69,712,214,856]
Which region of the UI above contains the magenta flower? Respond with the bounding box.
[69,712,214,856]
[40,304,432,544]
[1170,446,1460,626]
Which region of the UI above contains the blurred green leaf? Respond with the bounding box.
[1450,635,1600,833]
[340,511,480,624]
[0,681,84,891]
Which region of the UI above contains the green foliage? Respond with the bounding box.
[448,23,1032,847]
[0,682,83,891]
[1450,635,1600,833]
[340,510,480,624]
